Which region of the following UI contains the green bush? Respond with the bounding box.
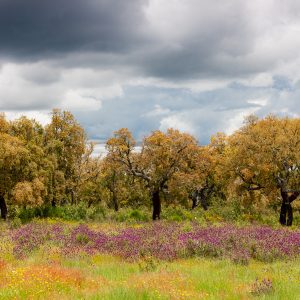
[108,207,150,223]
[163,206,194,221]
[16,202,107,222]
[11,197,299,226]
[9,217,22,229]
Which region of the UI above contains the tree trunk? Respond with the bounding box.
[191,197,197,209]
[190,191,198,209]
[51,197,56,207]
[279,202,287,225]
[70,189,75,205]
[51,173,56,207]
[112,192,119,212]
[286,203,293,226]
[152,190,161,220]
[190,188,208,210]
[199,188,208,211]
[0,194,8,220]
[279,190,299,226]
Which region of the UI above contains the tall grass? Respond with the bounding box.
[0,253,299,299]
[10,201,300,227]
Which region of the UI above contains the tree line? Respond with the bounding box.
[0,110,299,225]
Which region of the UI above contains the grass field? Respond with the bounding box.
[0,220,299,299]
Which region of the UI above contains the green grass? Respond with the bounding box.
[13,202,300,227]
[0,251,299,299]
[0,219,299,299]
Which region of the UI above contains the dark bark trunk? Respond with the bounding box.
[190,188,209,210]
[279,202,287,225]
[0,194,8,220]
[51,198,56,207]
[286,203,293,226]
[190,191,198,210]
[199,188,208,210]
[191,197,197,210]
[152,190,161,220]
[112,192,119,212]
[279,190,299,226]
[70,189,75,205]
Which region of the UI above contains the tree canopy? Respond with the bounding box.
[0,111,299,225]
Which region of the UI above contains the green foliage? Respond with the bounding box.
[162,206,194,221]
[109,208,150,223]
[9,217,22,229]
[12,199,300,227]
[16,202,106,222]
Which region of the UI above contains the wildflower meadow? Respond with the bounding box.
[0,220,299,299]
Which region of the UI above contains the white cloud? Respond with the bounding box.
[247,97,268,106]
[0,63,124,112]
[225,107,260,135]
[159,114,195,134]
[0,63,62,110]
[62,90,102,111]
[5,110,51,126]
[143,104,170,117]
[91,143,107,158]
[239,73,274,88]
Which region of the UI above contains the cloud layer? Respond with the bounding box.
[0,0,299,143]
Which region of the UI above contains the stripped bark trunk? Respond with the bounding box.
[279,190,299,226]
[190,187,210,210]
[152,190,161,220]
[0,194,8,220]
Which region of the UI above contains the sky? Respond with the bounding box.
[0,0,300,151]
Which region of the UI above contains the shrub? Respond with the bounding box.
[138,253,160,272]
[109,207,150,223]
[75,233,90,245]
[251,278,274,296]
[163,206,194,221]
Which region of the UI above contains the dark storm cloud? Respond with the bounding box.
[0,0,282,80]
[0,0,147,59]
[2,0,299,82]
[133,27,257,80]
[0,0,299,143]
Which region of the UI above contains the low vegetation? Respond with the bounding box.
[0,220,299,299]
[8,221,299,262]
